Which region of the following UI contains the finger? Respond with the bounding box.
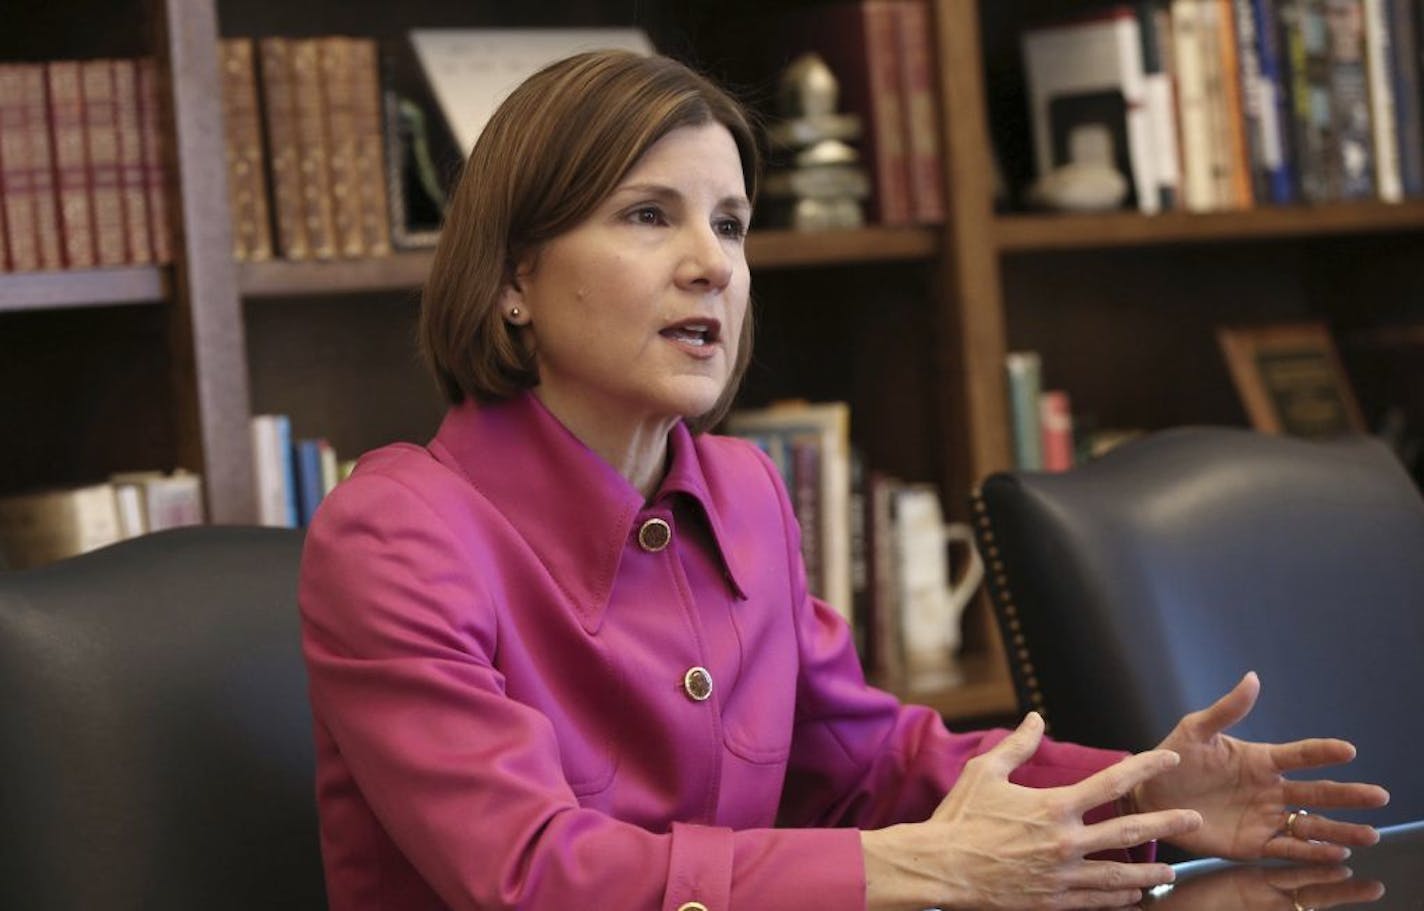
[1262,865,1353,891]
[1283,778,1392,810]
[1281,810,1382,848]
[1063,749,1181,812]
[1079,808,1202,854]
[1046,888,1144,909]
[1269,738,1358,772]
[1263,833,1355,864]
[1061,860,1177,892]
[1296,878,1386,910]
[982,711,1047,775]
[1183,670,1259,739]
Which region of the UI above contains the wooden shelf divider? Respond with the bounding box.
[0,266,169,312]
[996,201,1424,253]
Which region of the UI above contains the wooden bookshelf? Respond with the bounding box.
[884,653,1019,721]
[0,266,169,312]
[996,201,1424,252]
[237,227,938,298]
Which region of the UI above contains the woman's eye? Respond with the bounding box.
[629,206,665,226]
[715,216,747,239]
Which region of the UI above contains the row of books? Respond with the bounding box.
[0,471,204,570]
[783,0,946,226]
[1004,352,1079,472]
[222,36,392,263]
[0,58,173,274]
[249,414,356,529]
[1024,0,1424,214]
[726,400,974,688]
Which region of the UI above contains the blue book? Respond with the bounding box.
[292,438,326,527]
[1387,0,1424,195]
[274,415,299,528]
[1249,0,1301,202]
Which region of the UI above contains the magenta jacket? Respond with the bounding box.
[299,392,1140,911]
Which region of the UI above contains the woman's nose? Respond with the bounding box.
[675,223,734,291]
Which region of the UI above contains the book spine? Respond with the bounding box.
[895,1,946,224]
[111,58,153,265]
[1234,0,1277,202]
[19,65,62,270]
[0,64,39,272]
[1282,0,1335,200]
[1250,0,1301,201]
[47,61,95,268]
[294,438,326,527]
[1039,390,1076,473]
[1388,0,1424,194]
[1216,0,1258,207]
[1328,0,1378,198]
[1005,351,1044,471]
[1118,13,1163,214]
[1363,0,1404,199]
[291,38,337,259]
[220,39,272,262]
[864,2,913,226]
[320,37,365,258]
[1140,0,1184,210]
[257,37,308,260]
[136,58,173,265]
[81,59,128,266]
[1174,0,1219,209]
[349,38,392,256]
[790,433,825,602]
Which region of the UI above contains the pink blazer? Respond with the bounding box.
[299,392,1140,911]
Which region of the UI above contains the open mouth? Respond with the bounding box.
[659,320,721,347]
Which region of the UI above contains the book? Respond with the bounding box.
[257,37,309,260]
[109,470,205,531]
[1005,351,1045,471]
[250,414,298,528]
[111,58,153,265]
[1387,0,1424,195]
[81,59,128,266]
[1328,0,1378,199]
[727,401,854,621]
[349,37,392,257]
[1363,0,1404,200]
[220,39,273,262]
[1174,0,1220,209]
[1202,0,1255,208]
[319,37,365,259]
[19,64,63,270]
[290,39,337,260]
[784,2,914,225]
[0,64,40,272]
[895,0,946,224]
[1023,6,1160,214]
[1281,0,1337,201]
[0,484,123,569]
[1245,0,1301,203]
[1139,1,1185,209]
[1040,389,1077,472]
[136,57,173,265]
[47,60,95,268]
[292,438,327,527]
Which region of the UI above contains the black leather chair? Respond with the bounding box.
[971,427,1424,826]
[0,526,326,909]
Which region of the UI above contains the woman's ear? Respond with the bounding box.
[499,282,529,325]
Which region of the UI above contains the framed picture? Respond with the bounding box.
[1217,322,1366,439]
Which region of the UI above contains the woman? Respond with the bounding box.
[299,51,1388,911]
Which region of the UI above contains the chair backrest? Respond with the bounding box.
[972,427,1424,826]
[0,525,325,909]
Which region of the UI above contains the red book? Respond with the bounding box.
[46,60,95,269]
[895,1,946,224]
[112,59,152,265]
[136,58,173,265]
[1039,390,1076,473]
[81,59,128,266]
[0,64,37,272]
[20,64,63,270]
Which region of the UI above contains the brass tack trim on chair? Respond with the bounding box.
[968,486,1051,730]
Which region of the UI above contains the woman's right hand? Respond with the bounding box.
[860,712,1204,911]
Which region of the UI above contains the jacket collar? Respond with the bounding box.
[428,393,748,632]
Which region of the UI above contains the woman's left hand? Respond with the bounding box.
[1132,671,1391,862]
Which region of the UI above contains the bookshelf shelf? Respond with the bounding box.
[236,228,939,298]
[882,654,1019,721]
[0,266,169,312]
[995,201,1424,252]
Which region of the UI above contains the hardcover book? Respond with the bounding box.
[81,59,128,266]
[47,60,95,268]
[112,59,153,265]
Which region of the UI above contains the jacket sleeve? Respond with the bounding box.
[301,471,869,911]
[756,453,1154,863]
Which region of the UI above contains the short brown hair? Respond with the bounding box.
[419,50,761,433]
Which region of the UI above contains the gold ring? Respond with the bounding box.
[1292,891,1314,911]
[1285,809,1309,839]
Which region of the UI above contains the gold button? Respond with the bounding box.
[637,517,671,552]
[677,903,709,911]
[683,666,713,702]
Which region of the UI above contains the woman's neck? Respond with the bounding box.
[531,387,676,501]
